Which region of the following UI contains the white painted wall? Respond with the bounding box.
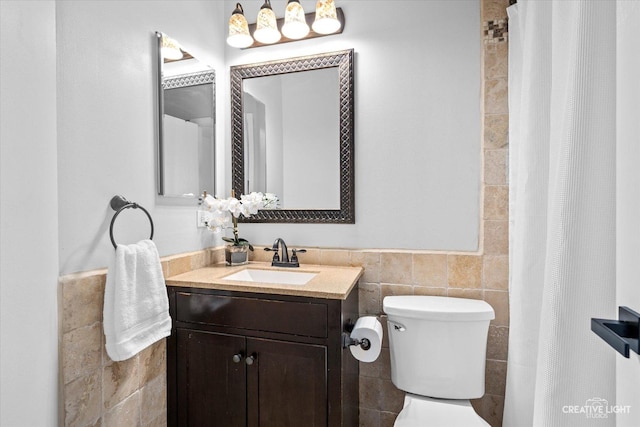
[1,1,227,423]
[616,2,640,425]
[0,2,59,425]
[56,0,227,274]
[225,0,481,251]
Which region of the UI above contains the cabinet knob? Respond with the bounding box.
[232,353,243,363]
[245,354,256,366]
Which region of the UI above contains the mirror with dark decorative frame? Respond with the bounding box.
[155,31,215,201]
[230,49,354,223]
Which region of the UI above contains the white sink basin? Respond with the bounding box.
[222,268,317,285]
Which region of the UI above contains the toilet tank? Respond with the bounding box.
[383,296,495,399]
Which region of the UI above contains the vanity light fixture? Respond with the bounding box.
[160,34,183,60]
[312,0,341,35]
[254,0,281,44]
[226,0,345,49]
[227,3,254,49]
[282,0,310,40]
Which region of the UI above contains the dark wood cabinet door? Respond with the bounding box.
[177,329,247,427]
[246,337,327,427]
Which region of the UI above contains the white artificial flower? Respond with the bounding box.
[263,193,279,209]
[200,191,279,241]
[206,210,232,232]
[227,198,242,218]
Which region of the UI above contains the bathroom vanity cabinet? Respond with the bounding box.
[166,286,359,427]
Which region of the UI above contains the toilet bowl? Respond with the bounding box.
[383,296,495,427]
[394,394,489,427]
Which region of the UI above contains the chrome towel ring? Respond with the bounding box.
[109,195,154,249]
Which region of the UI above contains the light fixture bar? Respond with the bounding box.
[244,7,344,49]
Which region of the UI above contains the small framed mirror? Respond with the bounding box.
[230,49,354,223]
[155,32,215,200]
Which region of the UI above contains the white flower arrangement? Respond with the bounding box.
[201,191,278,250]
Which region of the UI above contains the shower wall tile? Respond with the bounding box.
[448,288,484,300]
[472,394,506,427]
[379,379,405,413]
[484,220,509,255]
[359,408,380,427]
[448,255,483,288]
[102,392,140,427]
[412,253,447,286]
[487,325,510,361]
[484,290,510,327]
[380,283,413,300]
[485,78,509,114]
[484,185,509,220]
[485,360,508,396]
[485,42,509,79]
[350,251,381,283]
[62,323,102,385]
[485,114,509,149]
[57,249,220,426]
[380,411,398,427]
[483,0,511,22]
[61,273,105,333]
[103,356,139,410]
[64,371,101,427]
[412,286,447,297]
[139,340,166,386]
[359,282,381,314]
[359,376,382,409]
[140,375,167,426]
[380,252,413,284]
[484,149,508,185]
[484,255,509,290]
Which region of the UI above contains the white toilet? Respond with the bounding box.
[383,295,495,427]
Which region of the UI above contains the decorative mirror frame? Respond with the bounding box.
[230,49,355,223]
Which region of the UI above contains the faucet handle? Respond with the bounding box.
[263,247,280,263]
[291,249,307,264]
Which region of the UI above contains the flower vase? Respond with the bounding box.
[225,245,249,266]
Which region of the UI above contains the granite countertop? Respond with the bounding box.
[166,261,363,300]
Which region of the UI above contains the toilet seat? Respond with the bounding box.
[394,394,490,427]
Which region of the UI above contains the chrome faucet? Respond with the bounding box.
[264,238,306,267]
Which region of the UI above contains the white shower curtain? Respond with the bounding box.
[504,1,621,426]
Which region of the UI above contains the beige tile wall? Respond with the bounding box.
[59,1,509,425]
[58,249,224,427]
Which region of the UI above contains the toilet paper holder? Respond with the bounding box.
[342,319,372,350]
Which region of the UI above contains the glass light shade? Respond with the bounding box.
[161,35,183,60]
[312,0,341,34]
[282,0,310,40]
[254,1,281,44]
[227,4,253,48]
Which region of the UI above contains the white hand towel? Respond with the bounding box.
[104,239,171,361]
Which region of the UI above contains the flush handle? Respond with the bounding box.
[389,320,406,332]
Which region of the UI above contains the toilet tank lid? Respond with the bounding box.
[383,296,495,321]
